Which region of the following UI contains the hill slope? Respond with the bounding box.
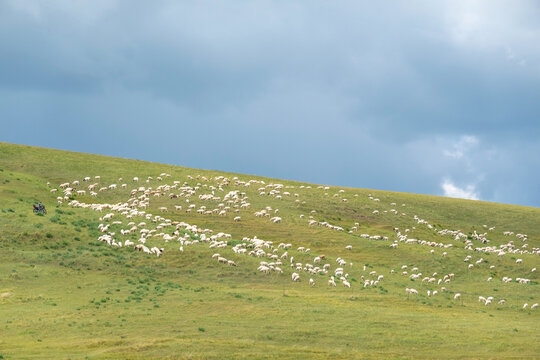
[0,142,538,359]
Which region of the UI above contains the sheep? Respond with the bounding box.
[150,247,164,257]
[454,293,461,300]
[234,216,241,222]
[309,278,315,287]
[134,244,150,254]
[292,272,300,282]
[405,288,418,297]
[531,303,538,310]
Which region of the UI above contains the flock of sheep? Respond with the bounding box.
[47,171,539,311]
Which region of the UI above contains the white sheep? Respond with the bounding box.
[328,277,337,287]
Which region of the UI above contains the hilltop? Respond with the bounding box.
[0,142,538,359]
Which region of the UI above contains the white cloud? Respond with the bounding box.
[441,179,479,200]
[443,135,478,159]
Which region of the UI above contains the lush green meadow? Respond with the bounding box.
[0,143,538,359]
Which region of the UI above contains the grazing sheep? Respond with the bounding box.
[405,288,418,298]
[270,216,282,223]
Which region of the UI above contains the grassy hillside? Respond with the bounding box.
[0,142,538,359]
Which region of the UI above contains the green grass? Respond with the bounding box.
[0,142,538,359]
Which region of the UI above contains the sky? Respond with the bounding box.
[1,0,539,207]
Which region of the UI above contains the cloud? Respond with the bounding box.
[443,135,479,159]
[441,180,479,200]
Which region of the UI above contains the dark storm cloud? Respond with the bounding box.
[1,0,539,206]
